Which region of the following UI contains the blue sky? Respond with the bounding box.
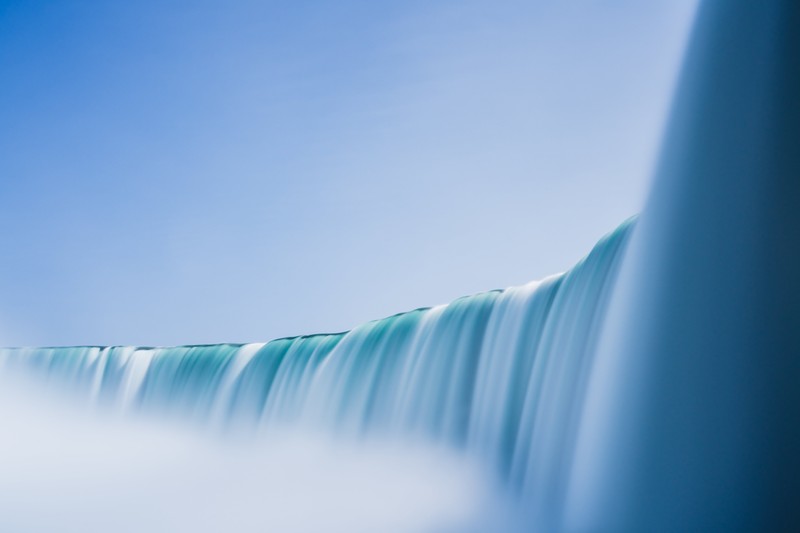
[0,0,696,346]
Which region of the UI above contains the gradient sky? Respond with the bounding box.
[0,0,697,347]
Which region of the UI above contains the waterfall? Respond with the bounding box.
[2,1,797,530]
[0,218,634,518]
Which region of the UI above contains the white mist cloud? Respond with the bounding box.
[0,377,506,533]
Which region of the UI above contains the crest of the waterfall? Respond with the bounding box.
[567,0,800,531]
[0,217,635,530]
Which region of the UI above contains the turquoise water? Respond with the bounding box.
[0,218,634,514]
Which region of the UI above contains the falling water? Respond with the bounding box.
[0,218,634,523]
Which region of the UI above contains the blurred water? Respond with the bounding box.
[0,376,506,533]
[0,220,633,532]
[2,0,797,530]
[567,1,800,531]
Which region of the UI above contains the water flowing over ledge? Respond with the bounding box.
[0,218,635,511]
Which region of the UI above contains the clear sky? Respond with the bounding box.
[0,0,697,347]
